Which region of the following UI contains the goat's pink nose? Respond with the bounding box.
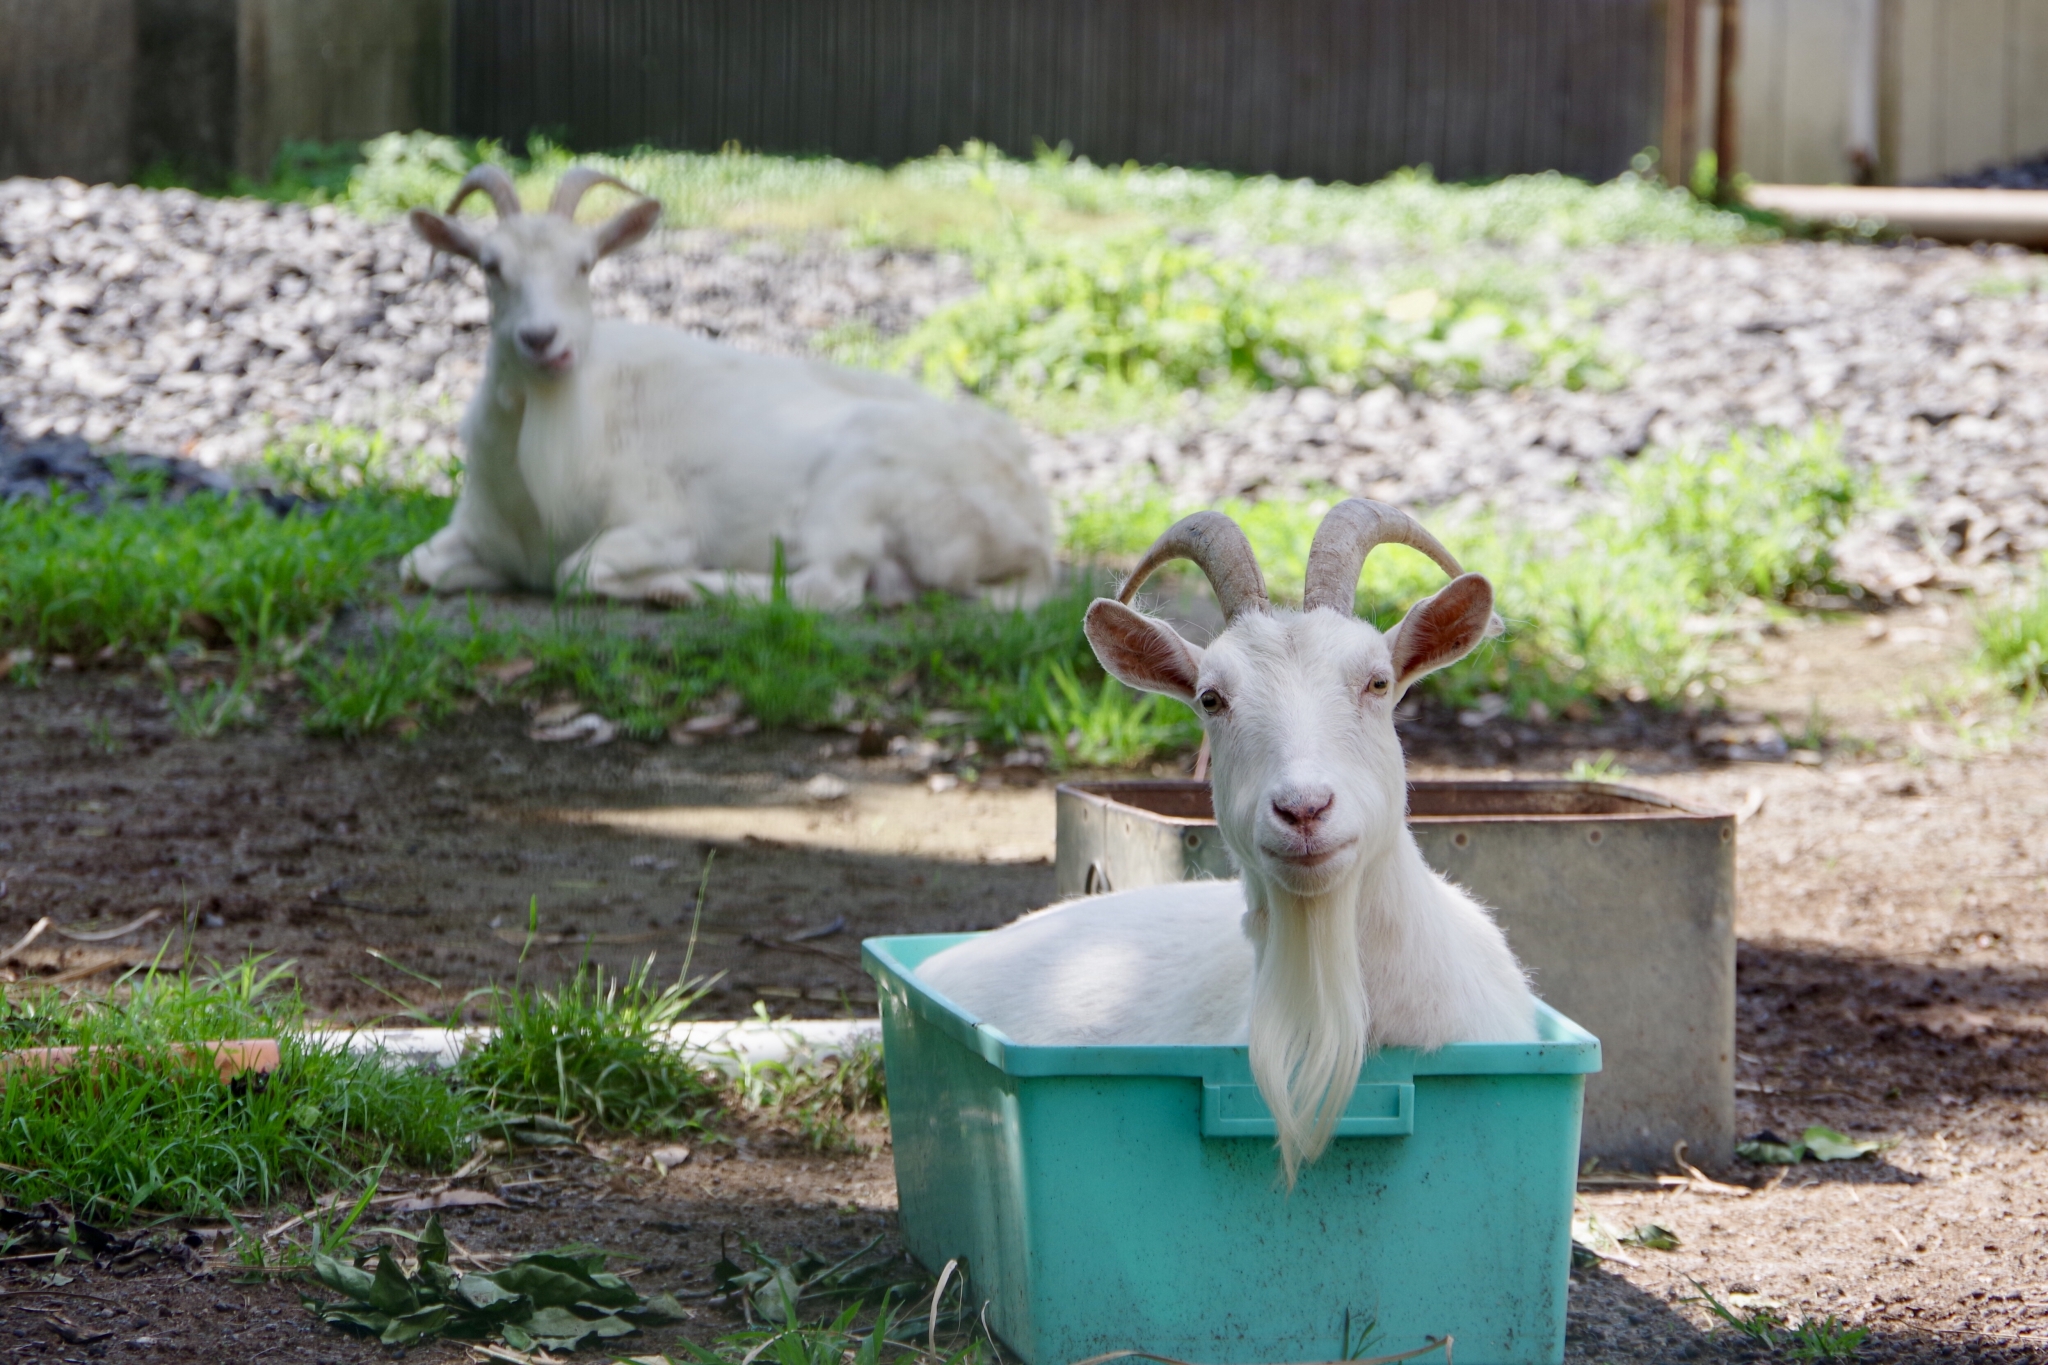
[518,324,558,353]
[1271,789,1334,831]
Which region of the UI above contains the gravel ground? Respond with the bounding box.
[6,175,2048,594]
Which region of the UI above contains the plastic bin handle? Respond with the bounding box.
[1200,1080,1414,1138]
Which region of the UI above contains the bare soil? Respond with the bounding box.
[1,595,2045,1362]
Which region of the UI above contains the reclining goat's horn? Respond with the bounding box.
[549,167,639,219]
[1300,498,1463,614]
[445,164,522,219]
[1118,510,1270,621]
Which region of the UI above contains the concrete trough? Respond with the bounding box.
[1055,779,1736,1170]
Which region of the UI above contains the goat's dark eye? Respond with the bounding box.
[1197,689,1225,715]
[481,259,501,278]
[578,259,593,275]
[1366,676,1391,696]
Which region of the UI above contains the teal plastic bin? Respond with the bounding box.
[864,934,1601,1365]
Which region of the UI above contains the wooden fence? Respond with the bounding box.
[451,0,1672,184]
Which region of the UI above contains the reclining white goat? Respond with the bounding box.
[402,166,1055,608]
[919,501,1538,1181]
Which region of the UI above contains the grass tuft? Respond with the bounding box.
[0,957,473,1220]
[736,1036,888,1154]
[1978,567,2048,695]
[1610,422,1879,602]
[456,958,723,1137]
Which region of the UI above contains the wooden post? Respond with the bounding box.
[1714,0,1742,192]
[1662,0,1702,186]
[0,0,137,182]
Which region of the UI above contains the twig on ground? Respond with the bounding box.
[1674,1141,1754,1197]
[0,918,50,964]
[53,911,163,943]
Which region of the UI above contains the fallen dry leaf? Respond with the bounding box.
[386,1188,511,1214]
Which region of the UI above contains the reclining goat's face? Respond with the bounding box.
[1083,505,1498,899]
[410,166,661,377]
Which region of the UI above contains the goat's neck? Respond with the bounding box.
[467,339,594,537]
[1350,829,1440,956]
[465,340,538,469]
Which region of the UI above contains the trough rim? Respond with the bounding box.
[1057,777,1731,827]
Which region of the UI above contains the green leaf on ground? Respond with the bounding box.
[1736,1132,1809,1164]
[304,1214,679,1351]
[1800,1125,1885,1162]
[1621,1223,1681,1251]
[1739,1125,1887,1164]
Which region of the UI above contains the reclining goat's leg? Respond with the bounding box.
[558,526,776,604]
[402,525,516,594]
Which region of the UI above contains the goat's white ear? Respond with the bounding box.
[594,199,662,259]
[1387,573,1499,694]
[409,208,481,261]
[1084,599,1203,704]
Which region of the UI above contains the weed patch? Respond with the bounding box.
[286,135,1763,252]
[1979,568,2048,694]
[0,446,445,663]
[455,958,724,1137]
[0,958,473,1220]
[735,1034,888,1154]
[1610,423,1879,602]
[888,230,1609,429]
[304,1213,689,1351]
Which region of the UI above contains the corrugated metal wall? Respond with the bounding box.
[451,0,1671,183]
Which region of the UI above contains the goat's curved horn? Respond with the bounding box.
[1300,499,1463,614]
[445,164,522,219]
[1118,511,1270,622]
[549,167,639,219]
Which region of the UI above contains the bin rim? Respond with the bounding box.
[1057,776,1729,826]
[864,933,1600,1081]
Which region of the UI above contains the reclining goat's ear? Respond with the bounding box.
[408,209,481,261]
[1386,573,1500,696]
[1084,599,1203,703]
[595,199,662,259]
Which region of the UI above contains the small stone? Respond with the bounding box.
[528,712,617,745]
[803,772,850,802]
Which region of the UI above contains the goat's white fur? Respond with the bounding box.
[401,170,1055,608]
[919,521,1537,1182]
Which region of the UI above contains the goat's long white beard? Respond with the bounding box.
[1247,883,1367,1187]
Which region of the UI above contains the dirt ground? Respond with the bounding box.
[1,593,2045,1361]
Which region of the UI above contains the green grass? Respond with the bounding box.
[5,418,1891,744]
[1979,567,2048,694]
[1609,423,1880,602]
[455,957,724,1138]
[0,434,447,664]
[0,957,474,1221]
[302,581,1197,764]
[735,1034,888,1154]
[306,133,1765,252]
[877,228,1611,430]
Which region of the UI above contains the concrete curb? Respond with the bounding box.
[1747,183,2048,248]
[327,1018,881,1075]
